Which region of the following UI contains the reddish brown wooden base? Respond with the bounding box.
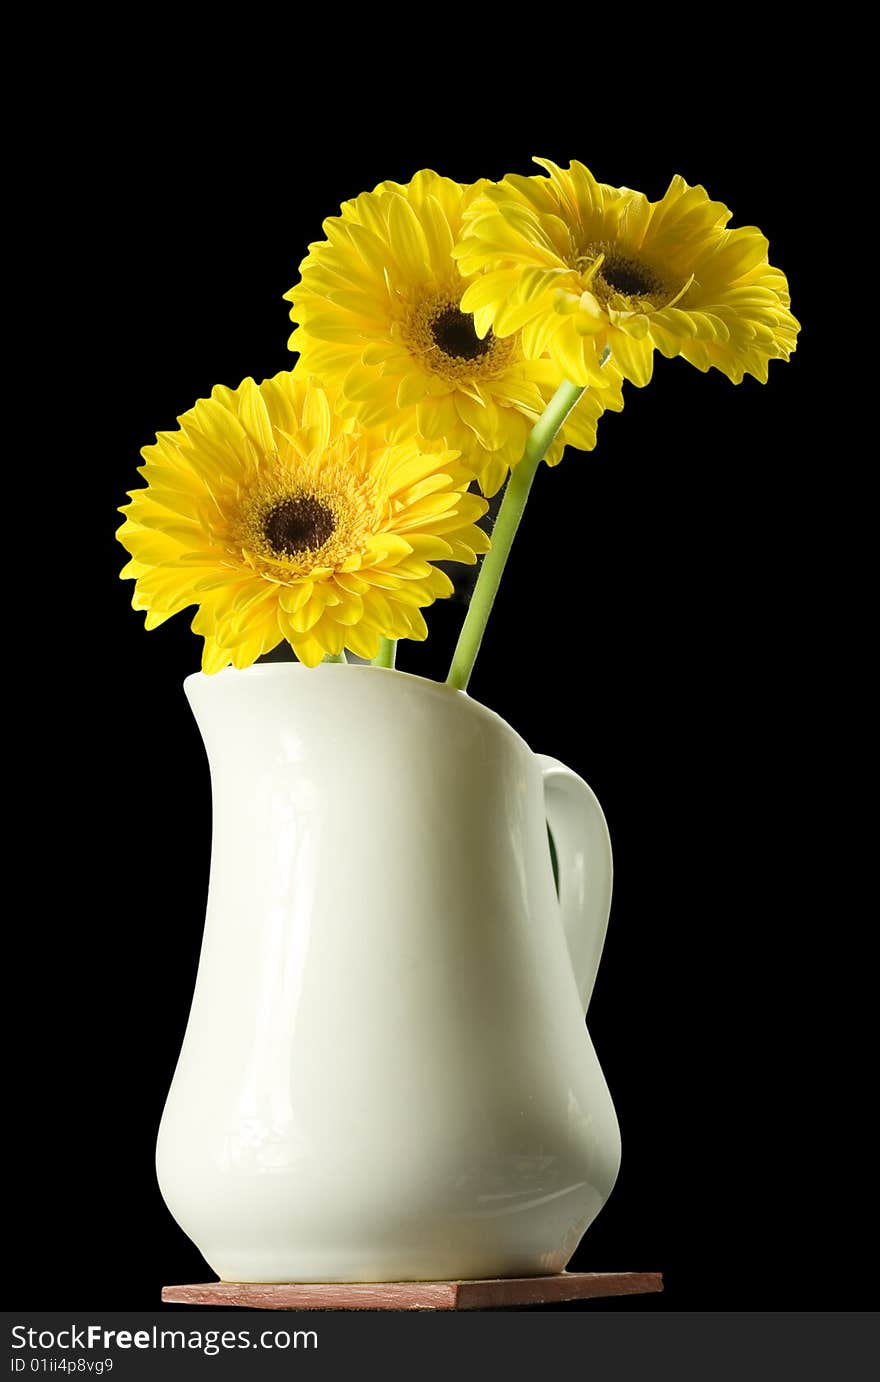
[162,1271,663,1311]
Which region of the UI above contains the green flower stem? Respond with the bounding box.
[323,651,348,663]
[446,379,585,692]
[374,637,397,669]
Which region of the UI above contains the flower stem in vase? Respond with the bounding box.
[373,638,397,669]
[447,379,585,692]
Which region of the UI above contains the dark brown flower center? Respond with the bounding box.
[263,495,335,556]
[430,306,492,361]
[600,256,661,297]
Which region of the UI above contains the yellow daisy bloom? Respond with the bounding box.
[285,168,624,497]
[117,371,489,671]
[455,159,800,389]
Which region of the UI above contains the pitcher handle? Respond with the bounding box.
[538,754,614,1015]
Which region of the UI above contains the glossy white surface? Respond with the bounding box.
[156,664,620,1282]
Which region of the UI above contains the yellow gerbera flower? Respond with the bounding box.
[455,159,800,390]
[117,371,489,671]
[285,169,624,497]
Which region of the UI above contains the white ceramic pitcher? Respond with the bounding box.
[156,663,620,1282]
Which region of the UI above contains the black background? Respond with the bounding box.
[9,58,868,1315]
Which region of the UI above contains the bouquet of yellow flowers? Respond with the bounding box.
[118,160,798,684]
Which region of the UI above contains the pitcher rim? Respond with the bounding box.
[184,661,532,754]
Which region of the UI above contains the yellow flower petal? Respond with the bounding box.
[118,370,489,669]
[287,168,622,495]
[456,157,799,389]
